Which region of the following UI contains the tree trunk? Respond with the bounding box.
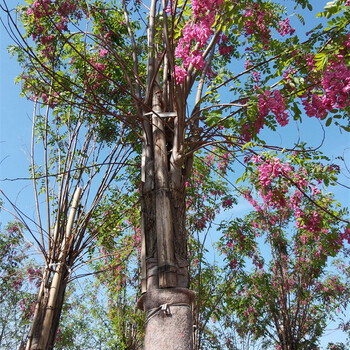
[138,186,195,350]
[137,83,195,349]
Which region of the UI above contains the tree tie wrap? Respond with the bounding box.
[145,303,191,325]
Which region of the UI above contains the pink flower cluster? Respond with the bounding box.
[243,5,272,47]
[241,89,289,142]
[174,65,188,84]
[191,0,223,17]
[218,152,229,172]
[41,91,59,106]
[222,156,349,342]
[243,190,261,212]
[255,156,292,187]
[85,57,108,89]
[27,0,77,18]
[302,61,350,119]
[258,90,289,127]
[250,157,289,212]
[27,267,42,286]
[57,0,77,17]
[340,227,350,245]
[277,18,295,37]
[26,0,83,62]
[12,278,23,291]
[99,48,108,57]
[40,33,54,44]
[174,19,213,83]
[218,34,233,57]
[174,0,224,84]
[27,0,53,18]
[247,155,349,253]
[7,225,20,234]
[55,16,69,32]
[222,198,233,208]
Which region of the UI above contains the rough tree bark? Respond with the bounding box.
[136,30,195,349]
[137,105,196,350]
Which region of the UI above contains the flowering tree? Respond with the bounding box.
[0,219,118,348]
[1,0,350,348]
[87,176,146,349]
[0,222,40,349]
[218,151,350,349]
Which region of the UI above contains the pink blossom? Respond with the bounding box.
[219,45,233,56]
[343,34,350,48]
[175,38,190,64]
[277,18,295,37]
[189,51,205,70]
[241,123,252,142]
[94,62,107,72]
[174,65,187,84]
[32,0,53,19]
[222,199,233,208]
[40,34,54,45]
[191,0,223,17]
[340,228,350,244]
[175,0,218,71]
[301,61,350,118]
[243,5,272,46]
[56,17,68,32]
[245,60,251,69]
[258,89,289,126]
[99,48,108,57]
[57,0,77,17]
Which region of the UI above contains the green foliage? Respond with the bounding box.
[0,222,40,349]
[217,151,350,348]
[54,281,117,349]
[14,0,142,144]
[83,161,144,349]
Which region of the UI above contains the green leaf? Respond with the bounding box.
[341,125,350,132]
[325,117,332,126]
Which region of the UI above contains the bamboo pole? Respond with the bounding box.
[38,187,81,349]
[152,89,176,288]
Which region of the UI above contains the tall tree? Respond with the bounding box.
[219,151,350,349]
[1,0,350,348]
[1,93,133,349]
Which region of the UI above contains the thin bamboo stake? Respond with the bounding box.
[152,87,176,288]
[38,186,81,349]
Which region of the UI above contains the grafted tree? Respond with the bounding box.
[1,0,349,348]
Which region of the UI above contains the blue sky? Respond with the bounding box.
[1,27,34,223]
